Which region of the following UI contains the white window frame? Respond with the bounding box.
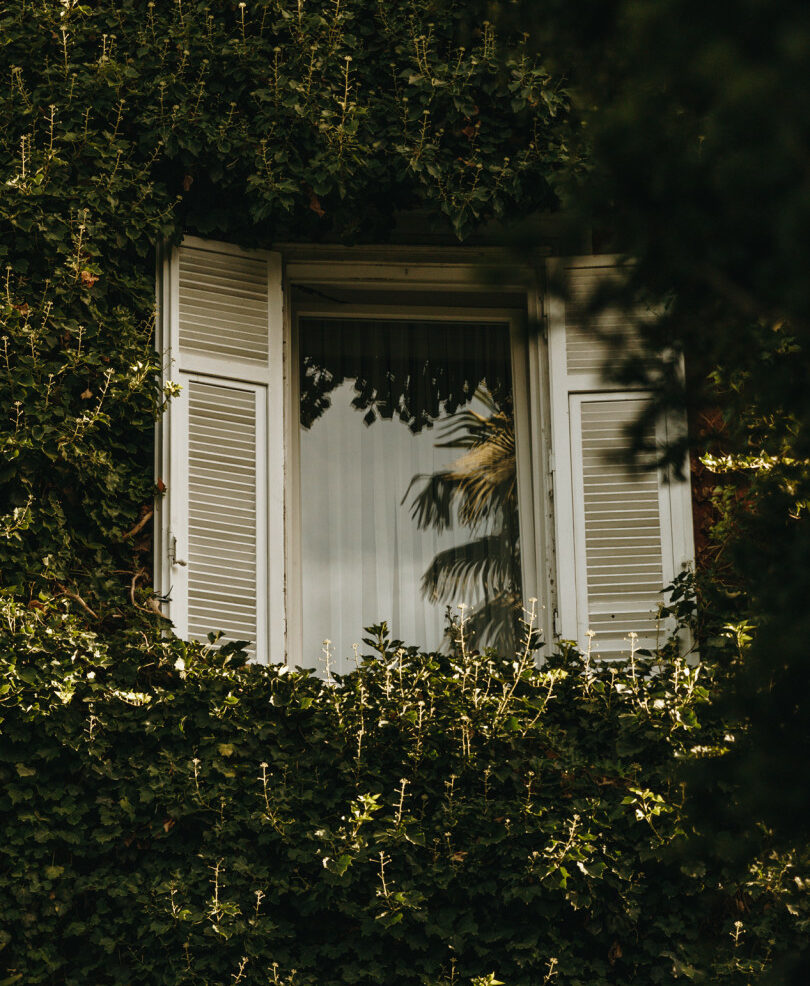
[282,252,555,664]
[287,303,544,668]
[156,238,694,664]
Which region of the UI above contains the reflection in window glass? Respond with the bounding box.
[299,318,520,673]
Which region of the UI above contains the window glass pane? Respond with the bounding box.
[299,317,521,673]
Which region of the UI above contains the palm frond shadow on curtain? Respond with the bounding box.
[404,387,521,653]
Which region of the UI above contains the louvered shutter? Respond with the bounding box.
[157,238,284,662]
[547,256,693,655]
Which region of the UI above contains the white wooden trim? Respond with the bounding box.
[181,234,276,262]
[526,270,557,650]
[666,414,697,658]
[554,253,626,268]
[154,246,172,609]
[163,246,184,632]
[168,369,190,638]
[546,258,578,641]
[175,353,271,386]
[654,411,678,593]
[508,311,543,639]
[285,258,535,293]
[284,302,541,662]
[280,242,550,266]
[254,383,269,663]
[266,251,286,667]
[293,304,529,322]
[284,287,303,670]
[664,411,697,575]
[567,394,589,643]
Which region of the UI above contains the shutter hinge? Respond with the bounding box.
[170,535,187,567]
[552,608,560,637]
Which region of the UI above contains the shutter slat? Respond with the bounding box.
[564,267,655,377]
[566,335,644,369]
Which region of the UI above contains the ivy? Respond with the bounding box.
[2,3,806,984]
[0,598,806,985]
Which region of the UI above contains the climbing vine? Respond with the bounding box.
[1,601,808,985]
[4,5,807,985]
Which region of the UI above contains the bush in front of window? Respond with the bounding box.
[1,594,806,986]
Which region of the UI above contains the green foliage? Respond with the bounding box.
[4,3,807,983]
[1,595,807,985]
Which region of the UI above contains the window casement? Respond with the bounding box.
[155,237,694,670]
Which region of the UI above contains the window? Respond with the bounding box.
[155,238,694,669]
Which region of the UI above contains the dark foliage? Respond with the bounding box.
[478,0,810,885]
[1,598,807,985]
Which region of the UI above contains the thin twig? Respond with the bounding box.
[129,569,168,618]
[57,584,99,620]
[122,508,153,540]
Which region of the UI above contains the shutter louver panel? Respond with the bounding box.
[160,238,282,664]
[578,397,666,650]
[186,379,263,657]
[547,255,693,655]
[564,265,651,377]
[178,246,269,365]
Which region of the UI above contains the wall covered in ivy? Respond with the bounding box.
[2,4,808,985]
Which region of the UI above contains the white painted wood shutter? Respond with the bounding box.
[156,238,284,662]
[547,256,694,654]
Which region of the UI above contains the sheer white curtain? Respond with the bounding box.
[298,317,518,675]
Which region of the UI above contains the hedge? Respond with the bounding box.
[1,596,807,985]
